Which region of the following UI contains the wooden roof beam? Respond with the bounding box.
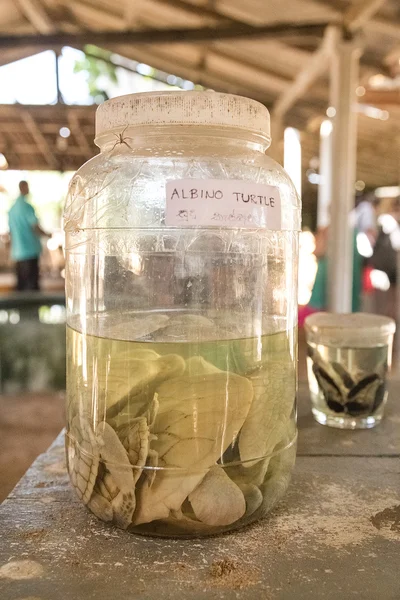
[68,112,92,154]
[0,104,96,120]
[366,17,400,40]
[124,0,141,29]
[206,51,289,94]
[21,112,59,169]
[0,132,21,169]
[68,0,124,29]
[314,0,397,36]
[272,26,339,119]
[15,0,55,34]
[12,144,88,156]
[116,43,275,102]
[149,0,241,24]
[344,0,388,34]
[82,38,291,95]
[272,0,390,119]
[0,22,331,49]
[384,44,400,67]
[0,48,46,67]
[361,89,400,105]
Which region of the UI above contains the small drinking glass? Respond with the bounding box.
[304,312,396,429]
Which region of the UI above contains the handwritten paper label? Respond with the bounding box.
[165,179,281,229]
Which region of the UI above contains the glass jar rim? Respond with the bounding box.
[304,312,396,347]
[95,91,271,141]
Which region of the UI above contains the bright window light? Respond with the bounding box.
[136,63,153,76]
[0,153,8,169]
[378,214,398,234]
[0,51,57,104]
[308,172,321,185]
[47,237,59,251]
[284,127,302,198]
[320,119,333,138]
[357,104,390,120]
[356,232,373,258]
[375,186,400,198]
[9,310,20,325]
[59,127,71,138]
[39,305,66,324]
[300,230,316,255]
[298,231,318,306]
[370,270,390,291]
[369,74,387,87]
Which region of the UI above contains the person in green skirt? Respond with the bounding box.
[308,226,363,313]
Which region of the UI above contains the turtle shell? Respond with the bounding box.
[67,415,100,505]
[117,417,151,483]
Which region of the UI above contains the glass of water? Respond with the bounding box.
[304,313,396,429]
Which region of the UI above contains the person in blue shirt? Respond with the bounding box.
[8,181,48,291]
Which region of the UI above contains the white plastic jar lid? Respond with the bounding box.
[95,91,270,140]
[304,312,396,348]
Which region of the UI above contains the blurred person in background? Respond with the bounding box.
[371,197,400,285]
[8,181,49,291]
[352,192,378,245]
[308,194,379,314]
[308,224,363,313]
[351,193,379,308]
[370,197,400,320]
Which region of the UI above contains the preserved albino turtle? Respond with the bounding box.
[66,313,297,535]
[65,91,300,536]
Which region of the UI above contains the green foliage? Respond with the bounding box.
[73,45,118,101]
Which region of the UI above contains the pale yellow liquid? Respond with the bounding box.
[66,315,297,536]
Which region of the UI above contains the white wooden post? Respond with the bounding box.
[327,36,362,313]
[317,120,333,229]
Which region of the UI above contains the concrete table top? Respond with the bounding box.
[0,381,399,600]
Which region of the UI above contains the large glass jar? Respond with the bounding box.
[64,91,300,536]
